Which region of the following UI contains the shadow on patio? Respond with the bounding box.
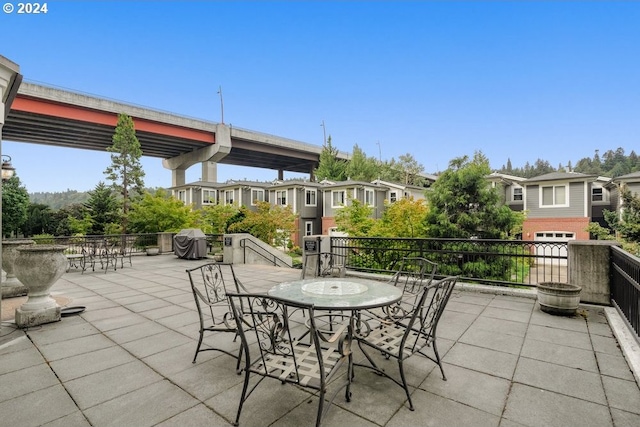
[1,254,639,427]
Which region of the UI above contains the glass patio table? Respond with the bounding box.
[268,277,402,311]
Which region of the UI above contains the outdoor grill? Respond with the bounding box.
[173,228,208,259]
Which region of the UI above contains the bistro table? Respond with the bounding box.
[269,277,403,341]
[268,277,403,311]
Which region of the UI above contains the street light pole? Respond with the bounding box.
[320,120,326,145]
[376,141,382,162]
[217,86,224,124]
[0,56,22,329]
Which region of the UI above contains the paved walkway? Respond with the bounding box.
[1,255,639,427]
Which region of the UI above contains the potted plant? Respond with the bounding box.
[537,282,582,316]
[145,246,160,256]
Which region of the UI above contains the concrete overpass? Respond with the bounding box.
[3,82,347,186]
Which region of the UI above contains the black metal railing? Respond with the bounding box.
[24,233,158,255]
[330,236,568,288]
[11,233,224,256]
[611,246,640,340]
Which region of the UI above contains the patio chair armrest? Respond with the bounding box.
[338,330,352,356]
[320,320,349,344]
[235,278,250,293]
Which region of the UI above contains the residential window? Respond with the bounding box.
[305,221,313,236]
[332,190,346,207]
[389,191,398,203]
[276,190,287,206]
[177,190,186,204]
[364,189,374,206]
[512,187,523,202]
[202,189,216,205]
[305,189,317,206]
[251,189,265,205]
[541,185,567,207]
[224,190,234,205]
[592,187,604,202]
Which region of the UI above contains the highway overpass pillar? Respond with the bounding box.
[202,161,217,182]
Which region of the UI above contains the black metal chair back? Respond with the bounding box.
[186,262,247,365]
[227,292,352,427]
[355,276,458,411]
[389,256,437,296]
[380,256,437,320]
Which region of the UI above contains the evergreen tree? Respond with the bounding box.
[85,181,120,234]
[314,136,347,181]
[424,152,522,239]
[345,144,378,181]
[21,203,53,237]
[51,204,89,237]
[602,189,640,242]
[104,113,145,232]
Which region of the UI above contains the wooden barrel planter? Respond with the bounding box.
[537,282,582,316]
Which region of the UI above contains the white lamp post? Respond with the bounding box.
[0,55,22,329]
[1,155,15,181]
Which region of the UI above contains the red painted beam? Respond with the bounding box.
[11,96,215,144]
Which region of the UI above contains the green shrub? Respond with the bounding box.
[32,233,55,244]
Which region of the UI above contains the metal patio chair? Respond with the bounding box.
[186,262,250,368]
[227,292,352,427]
[78,240,101,274]
[354,276,458,411]
[300,251,349,336]
[385,256,438,319]
[97,240,119,273]
[117,241,134,268]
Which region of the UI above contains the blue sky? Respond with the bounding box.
[2,1,639,193]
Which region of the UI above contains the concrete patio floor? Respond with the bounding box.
[1,254,639,427]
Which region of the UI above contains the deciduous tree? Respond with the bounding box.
[334,198,375,237]
[197,204,238,234]
[128,189,197,233]
[1,175,29,238]
[371,197,429,238]
[228,201,297,248]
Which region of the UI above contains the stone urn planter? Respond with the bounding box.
[14,245,68,328]
[537,282,582,316]
[146,246,160,256]
[1,239,35,297]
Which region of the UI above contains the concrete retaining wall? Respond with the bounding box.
[223,233,292,267]
[569,240,620,305]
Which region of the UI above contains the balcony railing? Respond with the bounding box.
[611,246,640,338]
[330,236,568,288]
[24,234,158,255]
